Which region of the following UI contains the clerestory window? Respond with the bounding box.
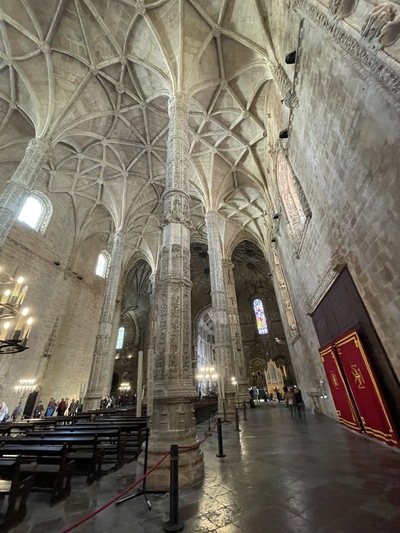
[96,250,111,278]
[116,327,125,350]
[18,192,52,234]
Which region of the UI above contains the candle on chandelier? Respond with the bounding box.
[0,289,11,306]
[12,307,30,340]
[10,276,25,304]
[0,321,11,341]
[21,317,33,346]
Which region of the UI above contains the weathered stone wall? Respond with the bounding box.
[264,1,400,414]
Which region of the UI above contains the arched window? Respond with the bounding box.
[253,299,268,334]
[116,327,125,350]
[18,192,52,233]
[96,251,110,278]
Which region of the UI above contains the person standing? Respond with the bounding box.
[287,387,296,420]
[45,397,56,416]
[0,401,9,423]
[33,400,44,418]
[294,386,305,421]
[56,398,67,416]
[68,399,78,416]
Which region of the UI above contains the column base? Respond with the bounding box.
[137,396,205,490]
[83,393,102,411]
[136,445,204,491]
[218,392,236,421]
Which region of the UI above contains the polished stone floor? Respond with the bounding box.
[5,401,400,533]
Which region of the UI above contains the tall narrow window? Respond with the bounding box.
[253,299,268,334]
[96,251,110,278]
[18,192,52,233]
[116,327,125,350]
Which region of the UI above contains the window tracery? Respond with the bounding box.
[116,327,125,350]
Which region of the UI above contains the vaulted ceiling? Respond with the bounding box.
[0,0,281,268]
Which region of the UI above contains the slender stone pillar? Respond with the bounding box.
[85,231,125,410]
[205,211,236,418]
[222,259,248,403]
[142,93,203,490]
[0,138,51,251]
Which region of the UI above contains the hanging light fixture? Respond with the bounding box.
[0,267,34,353]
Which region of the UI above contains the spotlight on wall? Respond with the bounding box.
[271,238,277,243]
[279,129,288,139]
[267,272,272,277]
[285,50,297,64]
[273,213,280,220]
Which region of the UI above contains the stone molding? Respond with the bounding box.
[305,249,346,315]
[292,0,400,97]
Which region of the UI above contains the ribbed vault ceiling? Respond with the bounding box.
[0,0,278,266]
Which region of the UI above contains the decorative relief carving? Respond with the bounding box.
[273,250,299,337]
[361,3,398,51]
[292,0,400,97]
[284,88,299,108]
[330,0,358,19]
[380,10,400,48]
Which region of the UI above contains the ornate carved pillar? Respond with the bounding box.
[85,230,125,409]
[0,138,51,251]
[222,259,248,403]
[205,211,236,417]
[142,93,204,490]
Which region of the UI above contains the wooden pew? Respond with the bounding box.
[0,444,74,503]
[66,422,146,461]
[50,429,121,472]
[0,457,34,531]
[1,435,104,484]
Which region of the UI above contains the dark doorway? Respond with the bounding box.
[311,268,400,436]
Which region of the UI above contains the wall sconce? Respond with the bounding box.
[279,129,288,139]
[285,50,297,64]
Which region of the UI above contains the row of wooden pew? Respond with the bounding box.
[0,411,148,531]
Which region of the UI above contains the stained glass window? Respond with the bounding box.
[253,299,268,334]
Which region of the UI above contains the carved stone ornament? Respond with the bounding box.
[284,88,299,109]
[329,0,358,20]
[380,10,400,48]
[361,3,398,51]
[292,0,400,98]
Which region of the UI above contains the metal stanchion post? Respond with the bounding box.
[242,400,247,421]
[235,407,241,432]
[216,417,226,458]
[163,445,184,532]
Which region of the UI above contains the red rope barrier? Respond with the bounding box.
[60,451,170,533]
[59,417,219,532]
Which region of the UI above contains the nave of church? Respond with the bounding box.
[8,403,400,533]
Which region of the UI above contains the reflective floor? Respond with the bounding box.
[6,401,400,533]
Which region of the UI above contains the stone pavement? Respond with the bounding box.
[6,401,400,533]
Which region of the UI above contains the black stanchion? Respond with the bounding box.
[163,445,184,532]
[234,408,241,432]
[116,427,166,509]
[242,400,247,421]
[216,417,226,458]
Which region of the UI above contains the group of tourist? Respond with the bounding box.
[285,385,305,420]
[41,397,81,417]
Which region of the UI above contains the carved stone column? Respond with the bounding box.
[222,259,248,403]
[205,211,236,417]
[0,138,51,251]
[85,231,125,410]
[142,93,204,490]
